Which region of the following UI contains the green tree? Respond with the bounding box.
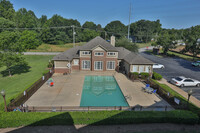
[0,0,15,20]
[0,52,26,76]
[105,20,127,38]
[0,31,22,52]
[116,37,138,52]
[18,30,41,50]
[15,8,39,28]
[82,21,97,30]
[156,32,176,55]
[0,17,16,32]
[183,26,200,60]
[82,29,100,42]
[0,31,28,76]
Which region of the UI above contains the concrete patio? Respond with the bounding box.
[25,71,172,109]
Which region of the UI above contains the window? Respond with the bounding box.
[94,61,103,70]
[95,52,104,56]
[107,52,116,56]
[145,66,150,73]
[107,61,115,70]
[82,60,90,69]
[82,51,91,55]
[184,79,194,82]
[139,66,144,73]
[132,66,138,72]
[73,59,79,65]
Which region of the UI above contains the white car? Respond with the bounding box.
[153,64,165,69]
[171,76,200,87]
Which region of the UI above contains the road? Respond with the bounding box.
[140,52,200,100]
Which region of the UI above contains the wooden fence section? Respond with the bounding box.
[8,69,54,107]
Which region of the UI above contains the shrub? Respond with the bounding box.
[0,110,198,128]
[152,72,162,80]
[130,72,139,80]
[140,72,150,79]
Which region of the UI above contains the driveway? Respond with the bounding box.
[140,52,200,100]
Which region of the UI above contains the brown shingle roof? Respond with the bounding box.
[81,36,118,51]
[123,52,154,65]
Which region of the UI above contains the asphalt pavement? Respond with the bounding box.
[140,52,200,100]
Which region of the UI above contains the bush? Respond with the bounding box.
[0,110,198,128]
[130,72,139,80]
[140,72,150,79]
[152,72,162,80]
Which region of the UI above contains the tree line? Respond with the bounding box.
[0,0,200,76]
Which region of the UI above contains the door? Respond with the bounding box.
[183,79,194,86]
[94,61,103,70]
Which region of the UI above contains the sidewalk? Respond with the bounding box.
[158,78,200,108]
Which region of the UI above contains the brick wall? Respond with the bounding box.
[54,68,70,73]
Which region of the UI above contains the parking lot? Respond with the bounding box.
[140,52,200,100]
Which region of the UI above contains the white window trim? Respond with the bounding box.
[107,52,116,56]
[82,51,91,55]
[94,52,104,56]
[94,61,103,70]
[82,60,91,70]
[73,59,79,66]
[106,61,115,70]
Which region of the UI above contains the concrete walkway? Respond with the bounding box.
[115,73,171,107]
[1,124,200,133]
[25,71,171,110]
[158,78,200,108]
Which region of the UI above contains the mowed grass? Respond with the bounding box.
[29,42,85,52]
[0,55,54,105]
[136,43,152,48]
[29,42,151,52]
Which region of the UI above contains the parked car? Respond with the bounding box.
[153,64,165,69]
[191,61,200,67]
[171,76,200,87]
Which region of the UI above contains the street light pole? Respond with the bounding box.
[187,89,193,109]
[1,90,7,112]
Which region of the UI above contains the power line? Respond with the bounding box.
[0,25,157,38]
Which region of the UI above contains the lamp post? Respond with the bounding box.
[187,89,193,109]
[1,90,7,112]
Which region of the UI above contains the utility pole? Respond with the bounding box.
[128,3,132,41]
[105,31,107,40]
[72,25,75,47]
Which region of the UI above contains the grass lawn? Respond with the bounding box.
[0,55,54,105]
[136,42,152,48]
[147,49,199,61]
[29,42,85,52]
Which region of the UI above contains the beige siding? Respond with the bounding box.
[54,61,69,68]
[93,46,105,51]
[72,59,79,66]
[130,65,153,73]
[80,51,91,58]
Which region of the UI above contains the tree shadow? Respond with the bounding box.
[0,64,31,77]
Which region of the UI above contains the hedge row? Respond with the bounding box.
[0,110,198,128]
[151,79,200,120]
[152,72,162,80]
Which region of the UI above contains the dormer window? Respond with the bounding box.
[107,52,116,56]
[95,52,104,56]
[82,51,91,55]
